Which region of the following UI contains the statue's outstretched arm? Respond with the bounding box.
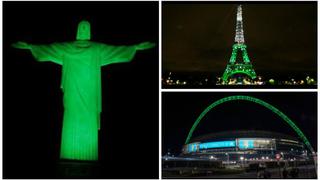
[12,41,31,50]
[135,42,156,51]
[12,41,64,65]
[100,42,156,66]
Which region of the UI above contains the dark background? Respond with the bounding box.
[163,92,317,156]
[3,2,158,178]
[163,2,317,78]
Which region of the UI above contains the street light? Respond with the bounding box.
[240,156,244,168]
[281,152,284,160]
[225,153,229,164]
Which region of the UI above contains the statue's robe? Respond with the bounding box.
[30,41,136,160]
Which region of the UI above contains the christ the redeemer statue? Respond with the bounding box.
[12,20,155,161]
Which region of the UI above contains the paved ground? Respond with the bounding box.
[163,165,317,178]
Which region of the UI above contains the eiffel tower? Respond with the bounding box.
[222,5,257,84]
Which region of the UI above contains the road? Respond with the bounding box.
[163,165,317,178]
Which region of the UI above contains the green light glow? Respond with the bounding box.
[222,44,256,82]
[185,95,314,154]
[33,43,137,161]
[12,20,155,161]
[76,20,91,40]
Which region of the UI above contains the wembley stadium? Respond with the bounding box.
[180,130,309,162]
[163,130,315,178]
[162,95,317,178]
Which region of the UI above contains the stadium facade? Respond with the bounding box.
[181,130,309,162]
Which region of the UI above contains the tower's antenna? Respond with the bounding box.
[235,5,245,44]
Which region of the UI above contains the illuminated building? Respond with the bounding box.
[182,130,308,161]
[222,5,257,84]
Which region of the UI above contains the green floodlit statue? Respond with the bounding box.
[12,20,155,161]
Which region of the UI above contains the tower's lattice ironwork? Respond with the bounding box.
[222,5,257,84]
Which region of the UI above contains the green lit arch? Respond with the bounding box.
[185,95,314,153]
[222,64,257,82]
[227,70,256,79]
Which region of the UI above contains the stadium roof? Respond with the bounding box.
[190,130,300,143]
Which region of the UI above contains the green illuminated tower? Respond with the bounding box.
[12,20,155,161]
[222,5,257,84]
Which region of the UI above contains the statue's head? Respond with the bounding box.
[76,20,91,41]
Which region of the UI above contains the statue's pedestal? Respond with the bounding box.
[57,160,101,178]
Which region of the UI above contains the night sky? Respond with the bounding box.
[163,2,317,75]
[162,92,317,155]
[3,2,158,178]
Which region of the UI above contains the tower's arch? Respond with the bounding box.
[227,69,256,80]
[185,95,314,154]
